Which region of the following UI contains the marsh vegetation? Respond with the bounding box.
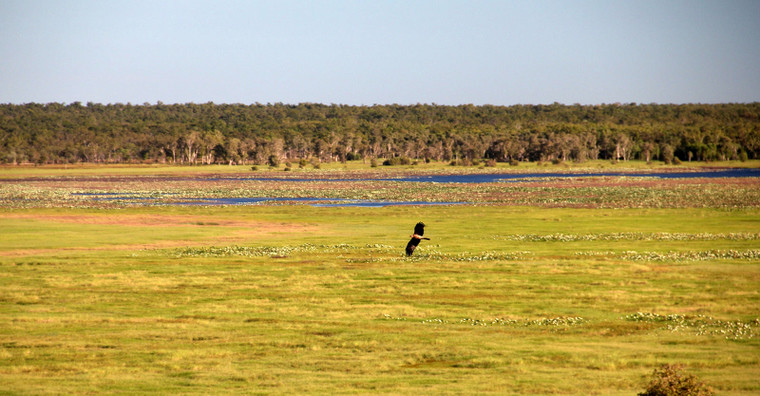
[1,163,758,394]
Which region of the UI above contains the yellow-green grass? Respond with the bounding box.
[1,205,759,394]
[2,159,758,178]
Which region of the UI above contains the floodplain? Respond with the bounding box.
[1,161,759,394]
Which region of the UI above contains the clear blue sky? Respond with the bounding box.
[1,0,759,106]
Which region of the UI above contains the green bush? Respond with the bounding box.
[638,364,713,396]
[449,158,472,166]
[383,157,411,166]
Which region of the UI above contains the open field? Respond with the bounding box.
[1,163,759,394]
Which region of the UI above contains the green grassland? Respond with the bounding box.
[1,164,759,394]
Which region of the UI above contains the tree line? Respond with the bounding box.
[1,102,759,165]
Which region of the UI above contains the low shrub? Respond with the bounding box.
[383,157,412,166]
[638,364,713,396]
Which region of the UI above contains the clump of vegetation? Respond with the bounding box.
[383,157,412,166]
[345,152,362,161]
[622,249,760,262]
[638,364,713,396]
[623,312,758,340]
[417,316,587,327]
[449,158,475,166]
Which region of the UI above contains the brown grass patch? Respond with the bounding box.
[0,213,320,236]
[0,212,322,257]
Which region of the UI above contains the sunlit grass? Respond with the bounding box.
[1,204,759,394]
[1,159,758,178]
[1,163,759,394]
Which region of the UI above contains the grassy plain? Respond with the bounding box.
[1,159,759,177]
[1,162,759,394]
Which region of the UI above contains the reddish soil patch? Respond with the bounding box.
[0,212,309,229]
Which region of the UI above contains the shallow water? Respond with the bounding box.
[393,168,760,183]
[67,168,759,207]
[74,194,466,207]
[177,197,465,207]
[222,167,760,184]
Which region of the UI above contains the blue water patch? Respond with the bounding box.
[74,194,156,201]
[178,197,465,207]
[176,197,332,206]
[389,168,760,183]
[68,168,758,207]
[73,194,466,207]
[311,200,465,207]
[219,168,760,184]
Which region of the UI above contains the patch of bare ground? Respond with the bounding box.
[0,212,313,229]
[0,213,321,257]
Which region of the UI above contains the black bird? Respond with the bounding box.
[405,222,430,256]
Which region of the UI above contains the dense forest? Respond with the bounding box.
[1,102,759,165]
